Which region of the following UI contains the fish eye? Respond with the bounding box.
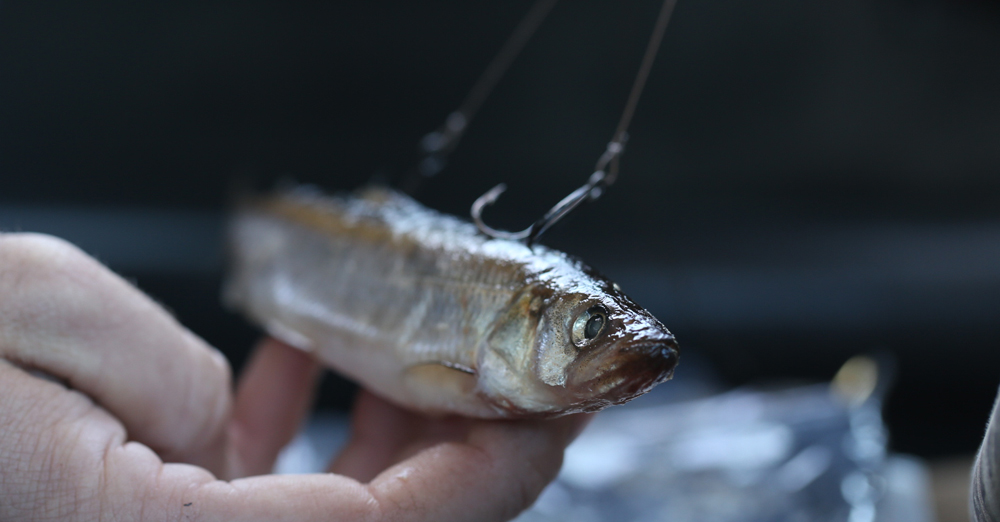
[585,312,605,339]
[572,305,608,347]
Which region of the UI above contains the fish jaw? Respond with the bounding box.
[475,335,679,417]
[565,338,679,411]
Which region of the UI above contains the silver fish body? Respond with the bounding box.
[225,187,678,418]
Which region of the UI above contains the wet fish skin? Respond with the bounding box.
[225,186,678,418]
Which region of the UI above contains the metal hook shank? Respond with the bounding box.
[471,184,533,241]
[471,167,616,246]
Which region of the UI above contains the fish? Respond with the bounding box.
[224,185,678,418]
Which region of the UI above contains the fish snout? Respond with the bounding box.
[592,339,678,402]
[618,340,679,385]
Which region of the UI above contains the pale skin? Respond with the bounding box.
[0,233,589,521]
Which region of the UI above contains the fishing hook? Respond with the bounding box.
[471,137,626,246]
[471,0,678,245]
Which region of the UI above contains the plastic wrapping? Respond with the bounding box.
[515,379,933,522]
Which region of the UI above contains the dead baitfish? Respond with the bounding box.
[225,186,678,418]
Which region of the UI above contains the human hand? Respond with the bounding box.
[0,233,589,522]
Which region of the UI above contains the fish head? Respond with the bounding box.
[479,273,678,417]
[535,281,679,413]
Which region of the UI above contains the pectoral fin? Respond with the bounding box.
[404,361,478,397]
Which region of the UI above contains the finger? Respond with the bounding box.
[227,337,321,478]
[329,390,475,482]
[0,233,232,466]
[328,390,421,481]
[0,357,365,522]
[364,414,589,522]
[0,358,167,520]
[179,474,374,521]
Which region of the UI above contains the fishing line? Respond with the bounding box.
[472,0,680,245]
[401,0,559,193]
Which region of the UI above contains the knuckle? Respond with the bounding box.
[0,232,95,275]
[0,233,110,361]
[0,232,106,305]
[0,413,103,520]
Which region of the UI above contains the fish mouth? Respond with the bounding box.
[568,339,679,406]
[610,341,679,396]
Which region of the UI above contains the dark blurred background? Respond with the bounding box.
[2,0,999,459]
